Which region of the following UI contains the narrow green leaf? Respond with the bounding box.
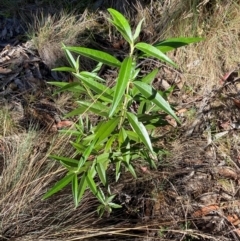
[86,173,104,203]
[97,204,105,217]
[154,37,203,53]
[49,155,78,168]
[126,163,137,178]
[75,55,80,71]
[81,71,106,83]
[142,150,157,169]
[57,82,85,93]
[62,43,77,69]
[82,140,96,161]
[118,128,130,164]
[133,18,144,42]
[132,68,141,80]
[132,69,158,96]
[77,162,92,174]
[96,153,111,164]
[118,127,126,147]
[134,81,180,123]
[65,106,87,117]
[108,203,122,208]
[48,82,85,93]
[115,160,122,182]
[135,42,177,67]
[76,101,109,117]
[109,57,133,117]
[71,142,86,154]
[92,62,103,73]
[43,173,74,199]
[74,73,113,100]
[94,118,119,145]
[77,175,88,204]
[136,101,146,115]
[58,129,81,136]
[96,162,107,186]
[109,20,132,44]
[98,188,106,201]
[106,194,116,203]
[72,174,79,207]
[86,172,97,193]
[71,142,97,157]
[125,130,141,142]
[126,112,153,152]
[105,134,117,152]
[64,46,121,67]
[142,69,158,84]
[52,67,75,72]
[83,133,96,143]
[108,8,133,44]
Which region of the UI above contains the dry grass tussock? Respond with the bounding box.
[0,108,18,137]
[151,0,240,94]
[26,10,99,69]
[0,130,102,240]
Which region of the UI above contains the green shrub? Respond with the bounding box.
[44,8,202,216]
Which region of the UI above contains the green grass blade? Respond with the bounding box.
[109,57,133,117]
[126,112,153,152]
[64,46,121,67]
[135,42,177,67]
[43,173,74,199]
[134,81,180,123]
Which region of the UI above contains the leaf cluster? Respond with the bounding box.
[45,8,202,216]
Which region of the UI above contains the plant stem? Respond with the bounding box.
[118,82,130,129]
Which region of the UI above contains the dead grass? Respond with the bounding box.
[156,0,240,93]
[0,108,17,137]
[0,129,101,240]
[26,10,98,69]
